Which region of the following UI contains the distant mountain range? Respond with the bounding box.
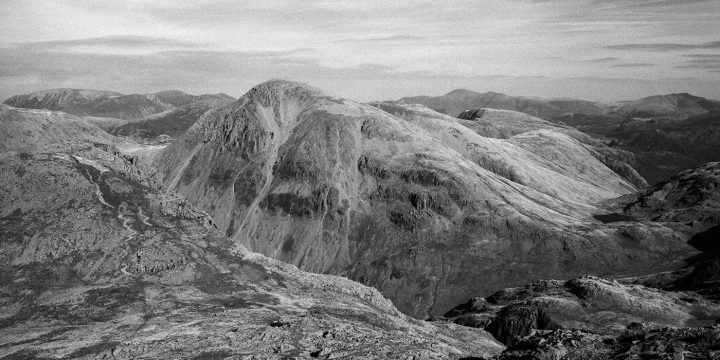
[3,88,235,144]
[399,89,606,119]
[398,90,720,185]
[3,88,234,121]
[616,93,720,118]
[398,90,720,119]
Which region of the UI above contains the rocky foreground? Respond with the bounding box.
[0,149,502,359]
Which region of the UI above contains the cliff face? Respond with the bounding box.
[153,80,699,318]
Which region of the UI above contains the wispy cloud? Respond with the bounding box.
[611,62,655,67]
[0,0,719,102]
[606,41,720,51]
[11,35,205,50]
[675,54,720,70]
[578,57,619,63]
[337,35,426,43]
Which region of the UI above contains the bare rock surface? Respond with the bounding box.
[153,80,699,318]
[442,276,720,346]
[0,151,503,359]
[498,324,720,359]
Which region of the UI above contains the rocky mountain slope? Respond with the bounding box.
[4,88,234,121]
[374,103,647,189]
[0,148,503,359]
[438,161,720,358]
[109,97,234,143]
[398,90,720,185]
[595,113,720,184]
[152,80,701,318]
[0,104,131,152]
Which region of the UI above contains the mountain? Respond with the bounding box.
[616,93,720,118]
[0,148,503,359]
[398,89,606,118]
[151,80,700,319]
[144,89,198,107]
[3,89,169,120]
[4,88,236,121]
[3,88,122,110]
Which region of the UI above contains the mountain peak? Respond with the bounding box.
[242,79,324,107]
[445,88,478,97]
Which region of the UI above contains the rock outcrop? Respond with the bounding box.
[441,276,720,346]
[498,324,720,359]
[152,80,699,318]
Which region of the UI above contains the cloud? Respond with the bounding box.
[1,1,719,103]
[683,54,720,59]
[611,62,655,67]
[590,0,716,9]
[578,57,619,63]
[606,41,720,52]
[675,54,720,70]
[337,35,426,43]
[12,35,205,50]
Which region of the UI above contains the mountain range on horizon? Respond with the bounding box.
[2,79,720,359]
[7,86,720,120]
[7,85,720,186]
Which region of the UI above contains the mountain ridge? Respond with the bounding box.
[4,88,236,121]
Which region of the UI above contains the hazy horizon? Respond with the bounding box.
[1,0,719,102]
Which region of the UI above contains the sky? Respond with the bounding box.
[1,0,719,102]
